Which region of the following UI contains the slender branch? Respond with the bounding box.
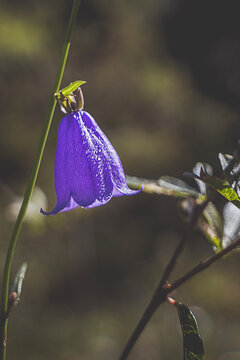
[0,1,81,359]
[119,193,214,360]
[119,234,240,360]
[152,235,240,300]
[169,236,240,293]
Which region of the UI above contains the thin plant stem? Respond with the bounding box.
[0,1,81,358]
[170,236,240,292]
[119,193,214,360]
[119,233,240,360]
[150,235,240,303]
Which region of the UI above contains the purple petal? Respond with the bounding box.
[41,110,140,215]
[41,117,71,215]
[81,111,140,197]
[41,113,96,215]
[65,113,96,207]
[77,112,114,204]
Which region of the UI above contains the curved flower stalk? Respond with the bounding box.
[41,82,140,215]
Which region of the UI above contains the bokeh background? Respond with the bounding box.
[1,0,240,359]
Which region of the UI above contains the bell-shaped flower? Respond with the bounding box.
[41,82,140,215]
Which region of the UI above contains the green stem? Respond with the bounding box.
[0,1,81,358]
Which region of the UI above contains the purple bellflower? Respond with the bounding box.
[41,82,140,215]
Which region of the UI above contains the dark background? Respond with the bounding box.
[1,1,240,359]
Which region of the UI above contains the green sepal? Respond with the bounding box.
[55,80,86,98]
[55,80,86,113]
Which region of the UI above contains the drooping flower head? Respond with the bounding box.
[41,81,140,215]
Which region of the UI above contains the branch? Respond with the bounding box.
[169,236,240,293]
[119,219,240,360]
[118,193,214,360]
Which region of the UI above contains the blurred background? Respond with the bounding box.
[1,0,240,359]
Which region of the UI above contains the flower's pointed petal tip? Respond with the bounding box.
[85,187,141,209]
[40,207,56,216]
[132,184,143,194]
[113,185,142,197]
[40,197,82,215]
[40,202,65,215]
[125,187,142,195]
[40,208,50,216]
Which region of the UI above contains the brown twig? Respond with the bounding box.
[118,193,214,360]
[169,236,240,293]
[119,201,240,360]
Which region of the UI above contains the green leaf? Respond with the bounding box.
[11,262,27,301]
[198,202,223,251]
[126,175,201,199]
[176,303,205,360]
[187,172,240,209]
[204,176,240,206]
[55,80,86,98]
[220,187,240,202]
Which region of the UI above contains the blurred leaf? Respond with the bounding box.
[223,202,240,247]
[179,198,196,222]
[176,303,205,360]
[193,162,213,195]
[0,12,47,58]
[11,262,27,302]
[198,202,223,251]
[126,175,200,198]
[5,186,47,224]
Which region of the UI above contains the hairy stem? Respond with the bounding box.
[119,194,214,360]
[0,1,81,358]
